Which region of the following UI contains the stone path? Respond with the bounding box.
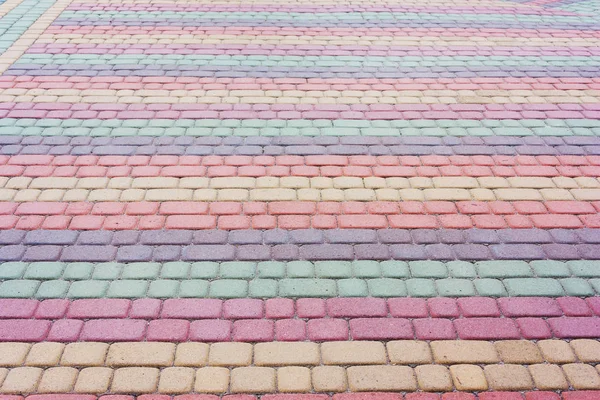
[0,0,599,398]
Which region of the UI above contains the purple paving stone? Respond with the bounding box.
[192,230,228,244]
[0,230,26,245]
[390,244,427,260]
[263,229,290,244]
[24,230,78,245]
[299,244,354,260]
[355,244,390,260]
[425,244,454,260]
[289,229,324,244]
[22,246,62,261]
[452,244,492,261]
[411,229,439,244]
[61,246,117,262]
[465,229,500,244]
[490,244,545,260]
[271,244,299,260]
[78,231,113,245]
[140,230,193,245]
[326,229,377,244]
[112,231,140,245]
[577,245,600,259]
[576,229,600,244]
[0,245,26,261]
[437,230,465,244]
[377,229,411,244]
[228,230,263,245]
[542,244,580,260]
[236,245,271,261]
[116,245,153,262]
[153,246,182,261]
[549,229,580,244]
[183,245,236,261]
[498,229,552,244]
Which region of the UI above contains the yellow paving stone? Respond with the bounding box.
[193,189,218,201]
[74,367,113,393]
[528,364,569,390]
[431,341,499,364]
[399,189,424,201]
[311,366,347,392]
[107,343,175,367]
[61,343,109,366]
[254,342,320,366]
[347,366,417,391]
[0,343,31,367]
[280,176,310,188]
[211,177,255,189]
[216,189,249,201]
[230,367,276,393]
[477,177,509,188]
[256,177,279,188]
[37,189,65,202]
[30,177,77,189]
[570,339,600,362]
[195,367,230,394]
[387,341,432,364]
[297,188,320,201]
[385,178,410,189]
[320,188,345,201]
[0,367,42,394]
[0,369,7,387]
[145,188,193,201]
[449,364,488,391]
[208,342,253,366]
[277,367,312,392]
[553,176,579,188]
[375,188,401,201]
[13,189,40,202]
[570,188,600,201]
[541,188,575,200]
[25,343,65,366]
[574,177,600,188]
[158,367,195,394]
[174,343,209,366]
[107,177,132,189]
[423,188,471,201]
[364,177,386,189]
[321,341,387,365]
[563,363,600,389]
[494,188,543,201]
[179,177,210,188]
[111,367,160,393]
[484,364,534,390]
[132,177,179,189]
[537,340,577,363]
[432,177,479,188]
[119,189,146,202]
[408,177,433,189]
[88,189,121,202]
[0,189,16,201]
[508,177,555,188]
[310,177,334,189]
[494,340,543,364]
[415,365,453,392]
[250,188,296,201]
[5,177,32,189]
[76,177,109,189]
[37,367,78,393]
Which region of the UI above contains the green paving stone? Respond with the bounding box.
[588,279,600,294]
[121,263,161,279]
[436,279,476,297]
[568,261,600,277]
[560,278,595,296]
[337,279,369,297]
[447,261,477,278]
[278,279,337,297]
[287,261,315,278]
[367,278,407,297]
[352,261,381,278]
[380,261,410,278]
[476,261,532,278]
[160,262,190,279]
[67,280,108,298]
[315,261,352,278]
[92,263,123,280]
[409,261,448,278]
[257,262,286,278]
[24,262,65,280]
[220,262,256,279]
[0,280,40,298]
[63,263,94,280]
[0,262,27,279]
[530,261,570,277]
[209,280,248,298]
[35,281,70,299]
[106,280,148,298]
[147,280,180,298]
[190,262,219,279]
[504,278,565,297]
[178,280,210,297]
[249,279,278,298]
[474,279,507,297]
[406,279,437,297]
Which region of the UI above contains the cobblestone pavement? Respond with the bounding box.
[0,0,600,398]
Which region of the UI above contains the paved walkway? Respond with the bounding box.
[0,0,600,398]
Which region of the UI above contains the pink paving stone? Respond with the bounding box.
[0,397,23,400]
[46,319,83,342]
[0,299,38,318]
[557,297,593,316]
[441,395,476,400]
[161,299,222,318]
[26,396,96,400]
[265,298,295,319]
[457,297,500,317]
[80,319,146,341]
[137,396,170,400]
[563,392,600,400]
[516,318,553,339]
[525,393,561,400]
[587,297,600,316]
[129,298,162,318]
[349,318,413,340]
[174,396,220,400]
[388,298,428,318]
[67,299,131,318]
[548,317,600,338]
[497,298,563,317]
[222,396,256,400]
[147,319,189,341]
[232,319,274,342]
[406,395,440,400]
[427,298,459,318]
[35,299,69,319]
[98,397,134,400]
[413,319,456,340]
[275,319,306,341]
[189,320,231,342]
[455,318,520,340]
[297,298,326,318]
[306,318,348,341]
[478,394,524,400]
[263,396,328,400]
[223,299,264,319]
[333,394,402,400]
[0,319,50,341]
[327,297,387,317]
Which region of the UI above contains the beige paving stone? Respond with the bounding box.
[431,341,499,364]
[387,341,432,364]
[195,367,230,394]
[61,342,109,366]
[538,340,576,363]
[484,364,534,390]
[74,367,113,393]
[111,367,160,393]
[415,365,452,392]
[311,366,347,392]
[158,367,195,394]
[254,342,320,366]
[347,366,416,391]
[106,342,175,367]
[230,367,276,393]
[0,343,31,367]
[529,364,569,390]
[570,339,600,362]
[25,342,65,367]
[277,367,311,392]
[0,367,42,394]
[321,341,386,365]
[37,367,78,393]
[0,369,7,387]
[450,364,488,391]
[174,343,209,366]
[495,340,543,364]
[563,363,600,389]
[208,342,253,366]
